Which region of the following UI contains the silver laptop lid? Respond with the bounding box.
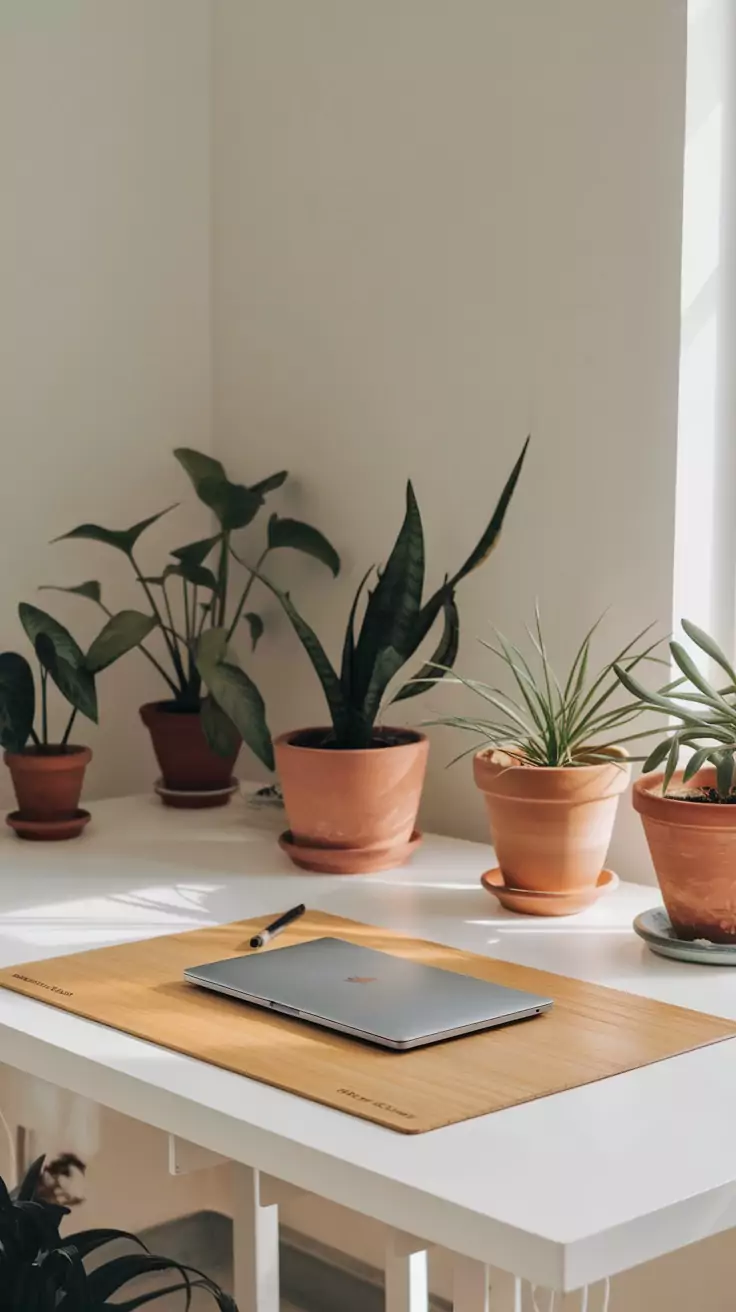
[185,937,553,1049]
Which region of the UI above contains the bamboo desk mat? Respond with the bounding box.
[1,910,734,1134]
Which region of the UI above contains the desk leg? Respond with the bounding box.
[230,1164,279,1312]
[385,1232,429,1312]
[453,1258,522,1312]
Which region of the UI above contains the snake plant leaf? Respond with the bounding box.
[0,652,35,751]
[362,646,406,723]
[393,592,460,702]
[39,581,102,605]
[448,437,529,586]
[243,612,264,651]
[267,514,341,577]
[681,618,736,686]
[200,694,241,758]
[170,535,222,568]
[353,481,425,702]
[86,611,157,673]
[52,505,178,557]
[253,573,348,733]
[174,446,264,530]
[715,749,735,798]
[251,470,288,496]
[340,567,373,702]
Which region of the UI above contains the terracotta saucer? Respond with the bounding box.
[278,829,423,874]
[7,809,91,842]
[154,777,239,809]
[480,867,618,916]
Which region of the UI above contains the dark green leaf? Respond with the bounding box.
[174,448,265,529]
[340,567,373,702]
[39,581,102,605]
[169,561,219,591]
[716,749,735,799]
[173,446,227,488]
[196,627,229,669]
[52,504,178,557]
[363,645,406,722]
[267,514,341,576]
[170,535,222,568]
[19,603,85,669]
[200,694,241,758]
[0,652,35,751]
[202,662,273,770]
[251,470,288,496]
[251,573,347,734]
[393,593,460,702]
[353,481,425,703]
[243,612,264,651]
[448,436,529,585]
[86,611,157,673]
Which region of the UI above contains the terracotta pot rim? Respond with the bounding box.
[634,770,736,827]
[4,745,91,768]
[275,727,428,757]
[474,745,629,776]
[140,700,201,719]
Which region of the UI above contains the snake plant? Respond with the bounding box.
[249,440,529,749]
[616,619,736,799]
[0,1155,236,1310]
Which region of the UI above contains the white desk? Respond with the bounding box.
[0,795,734,1309]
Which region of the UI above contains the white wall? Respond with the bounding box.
[0,0,212,803]
[212,0,687,882]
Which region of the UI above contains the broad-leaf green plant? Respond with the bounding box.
[428,609,663,767]
[48,449,340,770]
[616,619,736,799]
[248,441,529,750]
[0,1154,236,1310]
[0,601,152,753]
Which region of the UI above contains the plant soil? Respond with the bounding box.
[670,786,736,804]
[289,727,423,750]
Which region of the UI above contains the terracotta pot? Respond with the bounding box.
[634,769,736,943]
[140,702,240,805]
[274,727,429,874]
[4,746,92,821]
[473,748,630,893]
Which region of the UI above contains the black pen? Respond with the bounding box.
[250,904,306,949]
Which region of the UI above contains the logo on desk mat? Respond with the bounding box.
[338,1088,415,1120]
[12,973,73,998]
[345,976,377,984]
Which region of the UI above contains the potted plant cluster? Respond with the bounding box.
[50,448,339,808]
[430,611,663,914]
[617,620,736,943]
[0,601,149,840]
[0,1153,236,1309]
[252,440,529,874]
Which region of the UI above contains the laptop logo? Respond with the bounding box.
[346,976,377,984]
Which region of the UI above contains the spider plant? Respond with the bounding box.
[616,618,736,799]
[0,1155,236,1310]
[47,448,340,769]
[429,610,664,767]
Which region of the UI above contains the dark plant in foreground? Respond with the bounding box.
[428,610,663,767]
[250,440,530,749]
[617,619,736,798]
[48,448,340,770]
[0,1155,236,1310]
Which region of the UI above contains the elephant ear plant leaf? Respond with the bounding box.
[50,447,341,767]
[427,609,665,769]
[615,618,736,800]
[247,440,530,749]
[0,1154,237,1310]
[0,601,153,754]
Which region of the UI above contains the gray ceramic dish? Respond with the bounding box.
[634,907,736,965]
